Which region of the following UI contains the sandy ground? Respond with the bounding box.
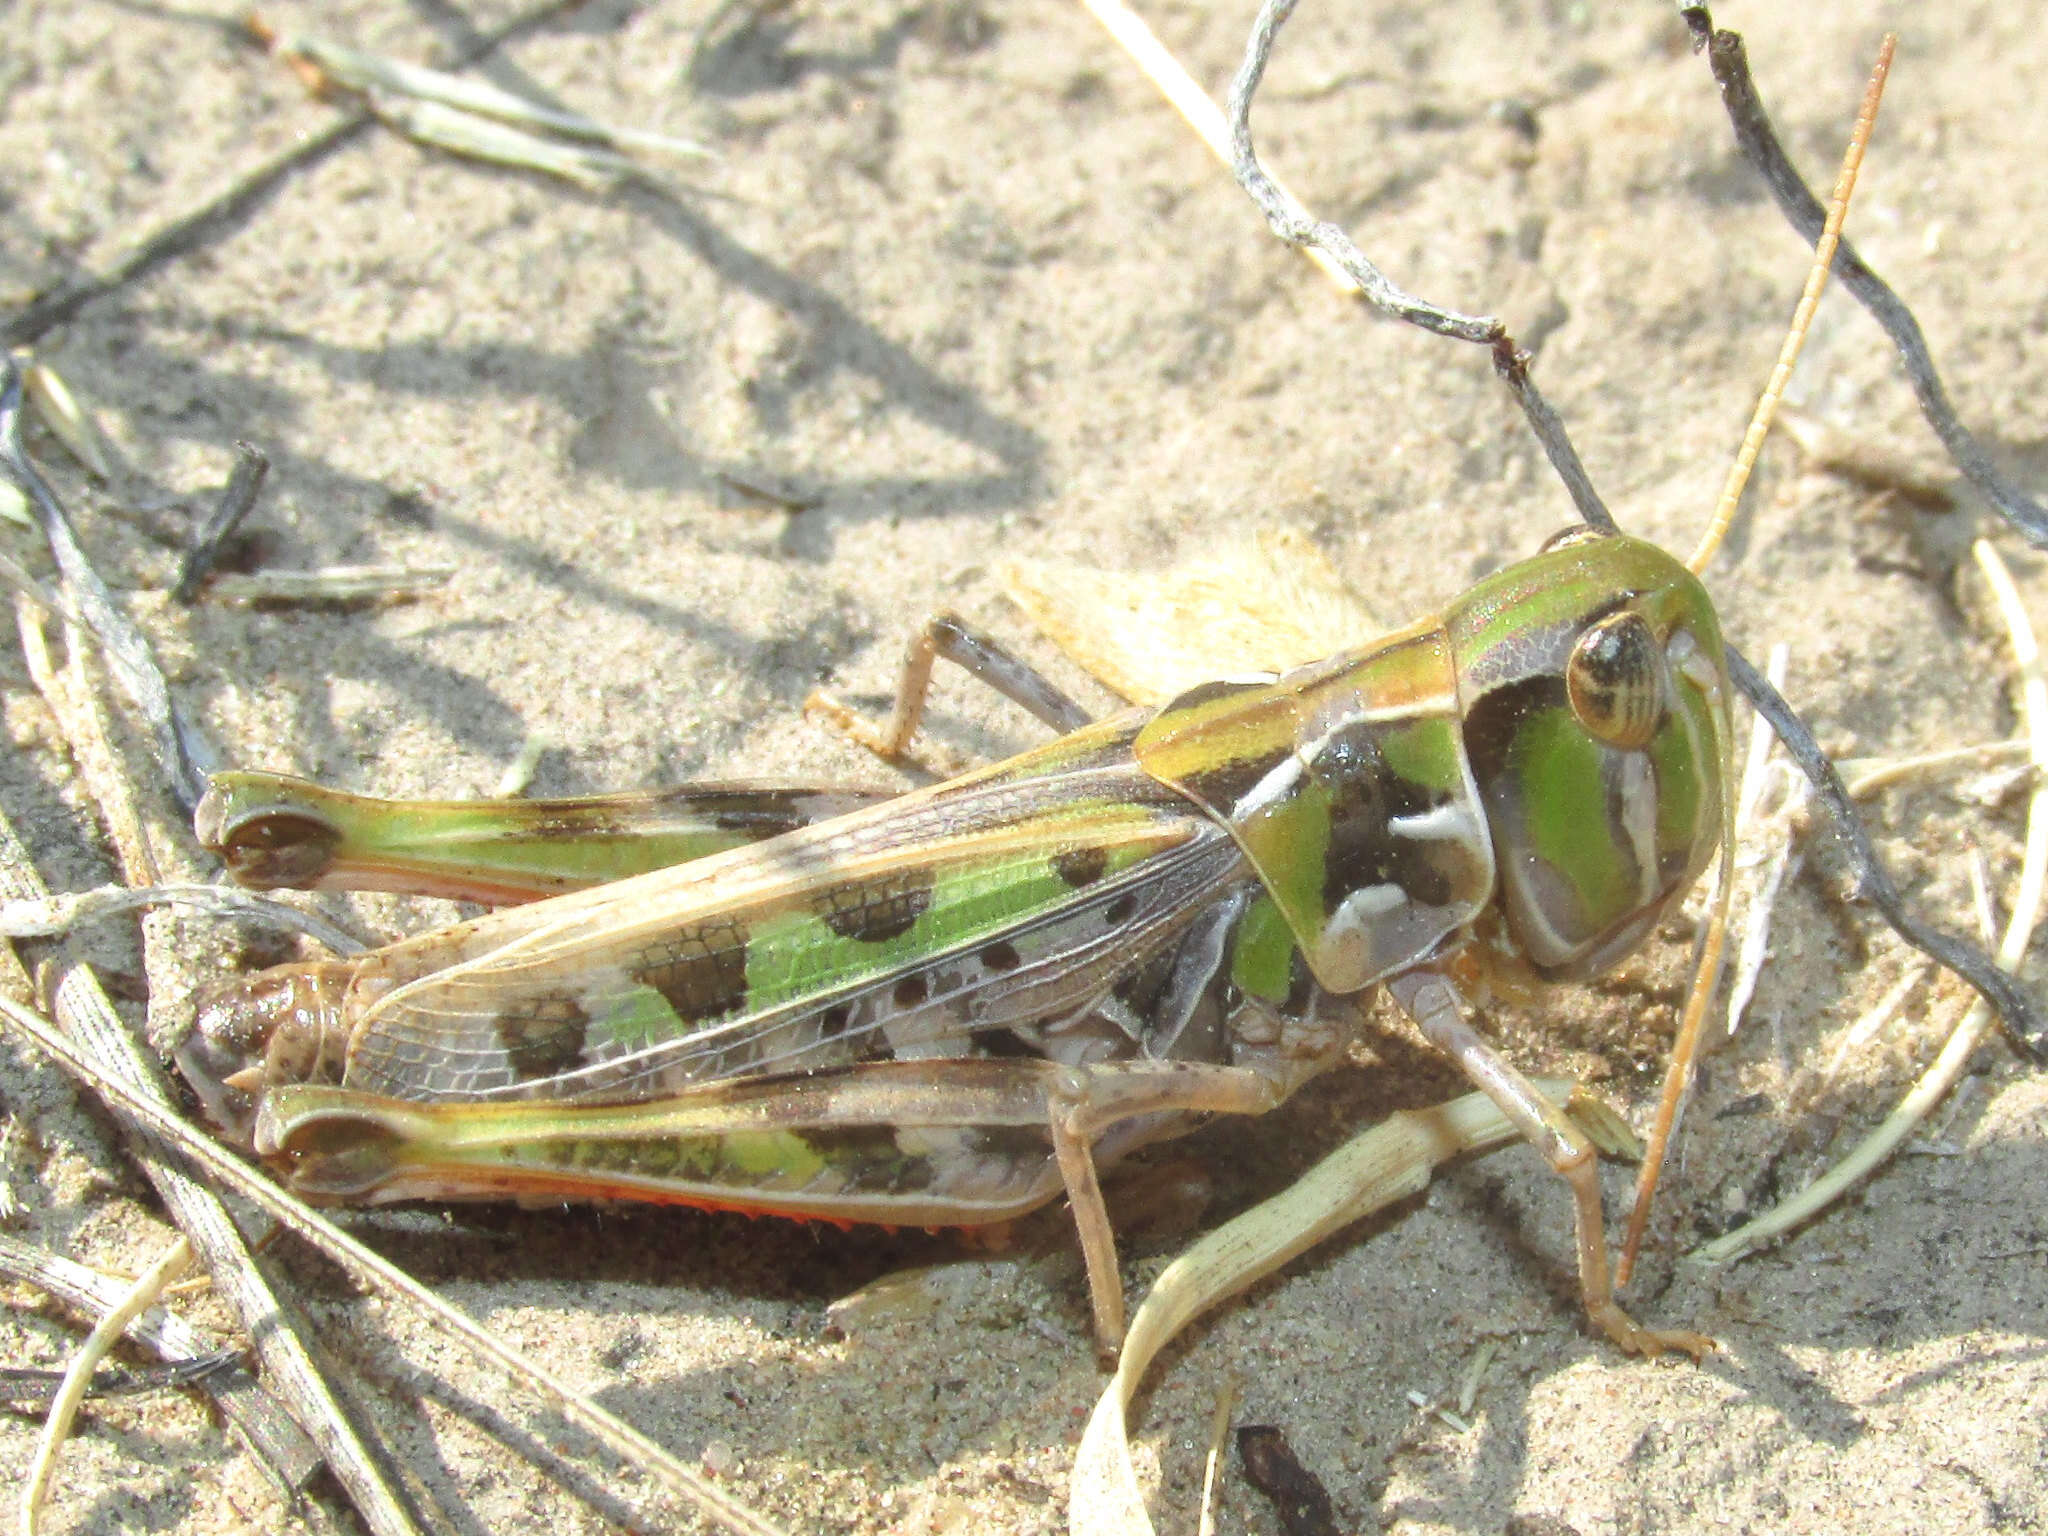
[2,1,2046,1532]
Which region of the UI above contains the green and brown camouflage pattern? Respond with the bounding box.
[180,533,1728,1226]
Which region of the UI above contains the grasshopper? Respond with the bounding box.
[182,525,1730,1359]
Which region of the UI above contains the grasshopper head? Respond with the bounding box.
[1446,530,1732,981]
[177,962,354,1146]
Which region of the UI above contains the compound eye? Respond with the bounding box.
[1566,611,1663,750]
[1539,525,1608,555]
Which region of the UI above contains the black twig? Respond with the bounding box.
[1,1350,243,1410]
[0,359,217,811]
[1726,645,2044,1059]
[1489,337,1620,535]
[1681,4,2048,548]
[173,442,269,604]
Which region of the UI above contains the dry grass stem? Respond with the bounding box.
[1069,1084,1614,1536]
[1723,643,1803,1041]
[278,34,714,160]
[1687,35,1894,573]
[20,1236,192,1536]
[366,96,646,193]
[0,882,363,955]
[21,362,113,481]
[202,564,456,605]
[21,1236,190,1536]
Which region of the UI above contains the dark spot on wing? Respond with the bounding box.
[810,1000,893,1063]
[979,940,1021,972]
[893,974,930,1008]
[632,919,750,1024]
[496,994,591,1083]
[1104,892,1137,926]
[813,868,934,943]
[1052,845,1109,888]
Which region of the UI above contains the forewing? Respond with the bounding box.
[339,744,1244,1104]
